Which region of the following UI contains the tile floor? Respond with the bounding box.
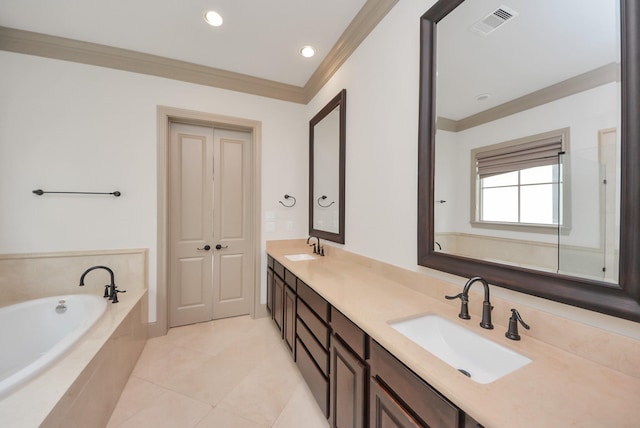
[106,315,329,428]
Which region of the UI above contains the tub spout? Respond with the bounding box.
[79,265,125,303]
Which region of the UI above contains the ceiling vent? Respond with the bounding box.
[470,5,518,35]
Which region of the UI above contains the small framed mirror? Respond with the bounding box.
[309,89,346,243]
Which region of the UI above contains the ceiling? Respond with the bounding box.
[1,0,620,112]
[0,0,391,99]
[436,0,620,121]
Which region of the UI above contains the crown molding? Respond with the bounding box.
[0,25,306,103]
[438,62,620,132]
[0,0,398,105]
[302,0,399,103]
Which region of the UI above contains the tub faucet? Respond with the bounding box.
[445,276,493,329]
[79,265,125,303]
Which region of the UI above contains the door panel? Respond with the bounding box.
[169,123,214,327]
[220,138,244,238]
[212,129,253,319]
[180,135,206,239]
[178,257,205,306]
[370,378,421,428]
[219,254,244,300]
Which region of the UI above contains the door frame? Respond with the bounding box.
[153,105,263,337]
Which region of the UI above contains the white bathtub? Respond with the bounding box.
[0,294,107,398]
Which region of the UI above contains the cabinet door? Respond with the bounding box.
[369,341,459,427]
[284,285,296,356]
[273,274,284,335]
[266,268,273,316]
[370,378,422,428]
[331,336,366,428]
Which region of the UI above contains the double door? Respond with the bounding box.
[169,122,253,327]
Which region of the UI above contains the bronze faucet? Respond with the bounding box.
[445,276,493,329]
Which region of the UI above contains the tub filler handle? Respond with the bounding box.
[110,287,127,303]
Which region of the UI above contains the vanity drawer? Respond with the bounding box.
[284,269,297,290]
[297,317,329,376]
[331,307,367,360]
[273,260,285,279]
[296,337,329,417]
[297,299,330,349]
[267,255,274,270]
[297,279,329,322]
[369,340,460,428]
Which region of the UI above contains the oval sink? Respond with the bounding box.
[284,253,317,261]
[389,314,531,384]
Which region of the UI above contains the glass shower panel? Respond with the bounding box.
[557,153,607,281]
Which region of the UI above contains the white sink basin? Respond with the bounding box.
[389,314,531,384]
[284,253,316,261]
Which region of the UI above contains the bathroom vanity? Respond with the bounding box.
[268,247,482,427]
[266,240,640,428]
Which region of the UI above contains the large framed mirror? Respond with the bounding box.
[418,0,640,322]
[309,89,346,243]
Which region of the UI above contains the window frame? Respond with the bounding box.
[470,128,571,233]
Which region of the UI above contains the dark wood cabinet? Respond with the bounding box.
[296,279,331,418]
[266,253,483,428]
[284,283,296,356]
[297,337,330,417]
[331,335,367,428]
[330,307,368,428]
[370,377,421,428]
[266,266,273,315]
[369,340,460,428]
[273,274,284,336]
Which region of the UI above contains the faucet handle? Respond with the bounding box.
[444,293,470,320]
[505,308,530,340]
[445,293,464,301]
[110,288,127,303]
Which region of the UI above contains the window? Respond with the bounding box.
[472,129,568,228]
[480,164,561,224]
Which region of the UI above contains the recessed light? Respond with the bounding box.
[204,10,223,27]
[300,46,316,58]
[476,93,491,101]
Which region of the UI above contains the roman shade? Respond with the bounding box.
[476,135,563,178]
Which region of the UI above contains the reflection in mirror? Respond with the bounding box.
[418,0,640,322]
[433,0,620,283]
[309,89,346,243]
[313,106,340,233]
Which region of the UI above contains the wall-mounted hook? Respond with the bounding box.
[279,194,296,207]
[317,195,335,208]
[436,200,446,204]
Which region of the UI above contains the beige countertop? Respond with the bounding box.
[267,240,640,428]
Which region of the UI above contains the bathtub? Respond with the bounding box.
[0,294,107,398]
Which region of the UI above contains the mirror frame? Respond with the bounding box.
[417,0,640,322]
[309,89,346,244]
